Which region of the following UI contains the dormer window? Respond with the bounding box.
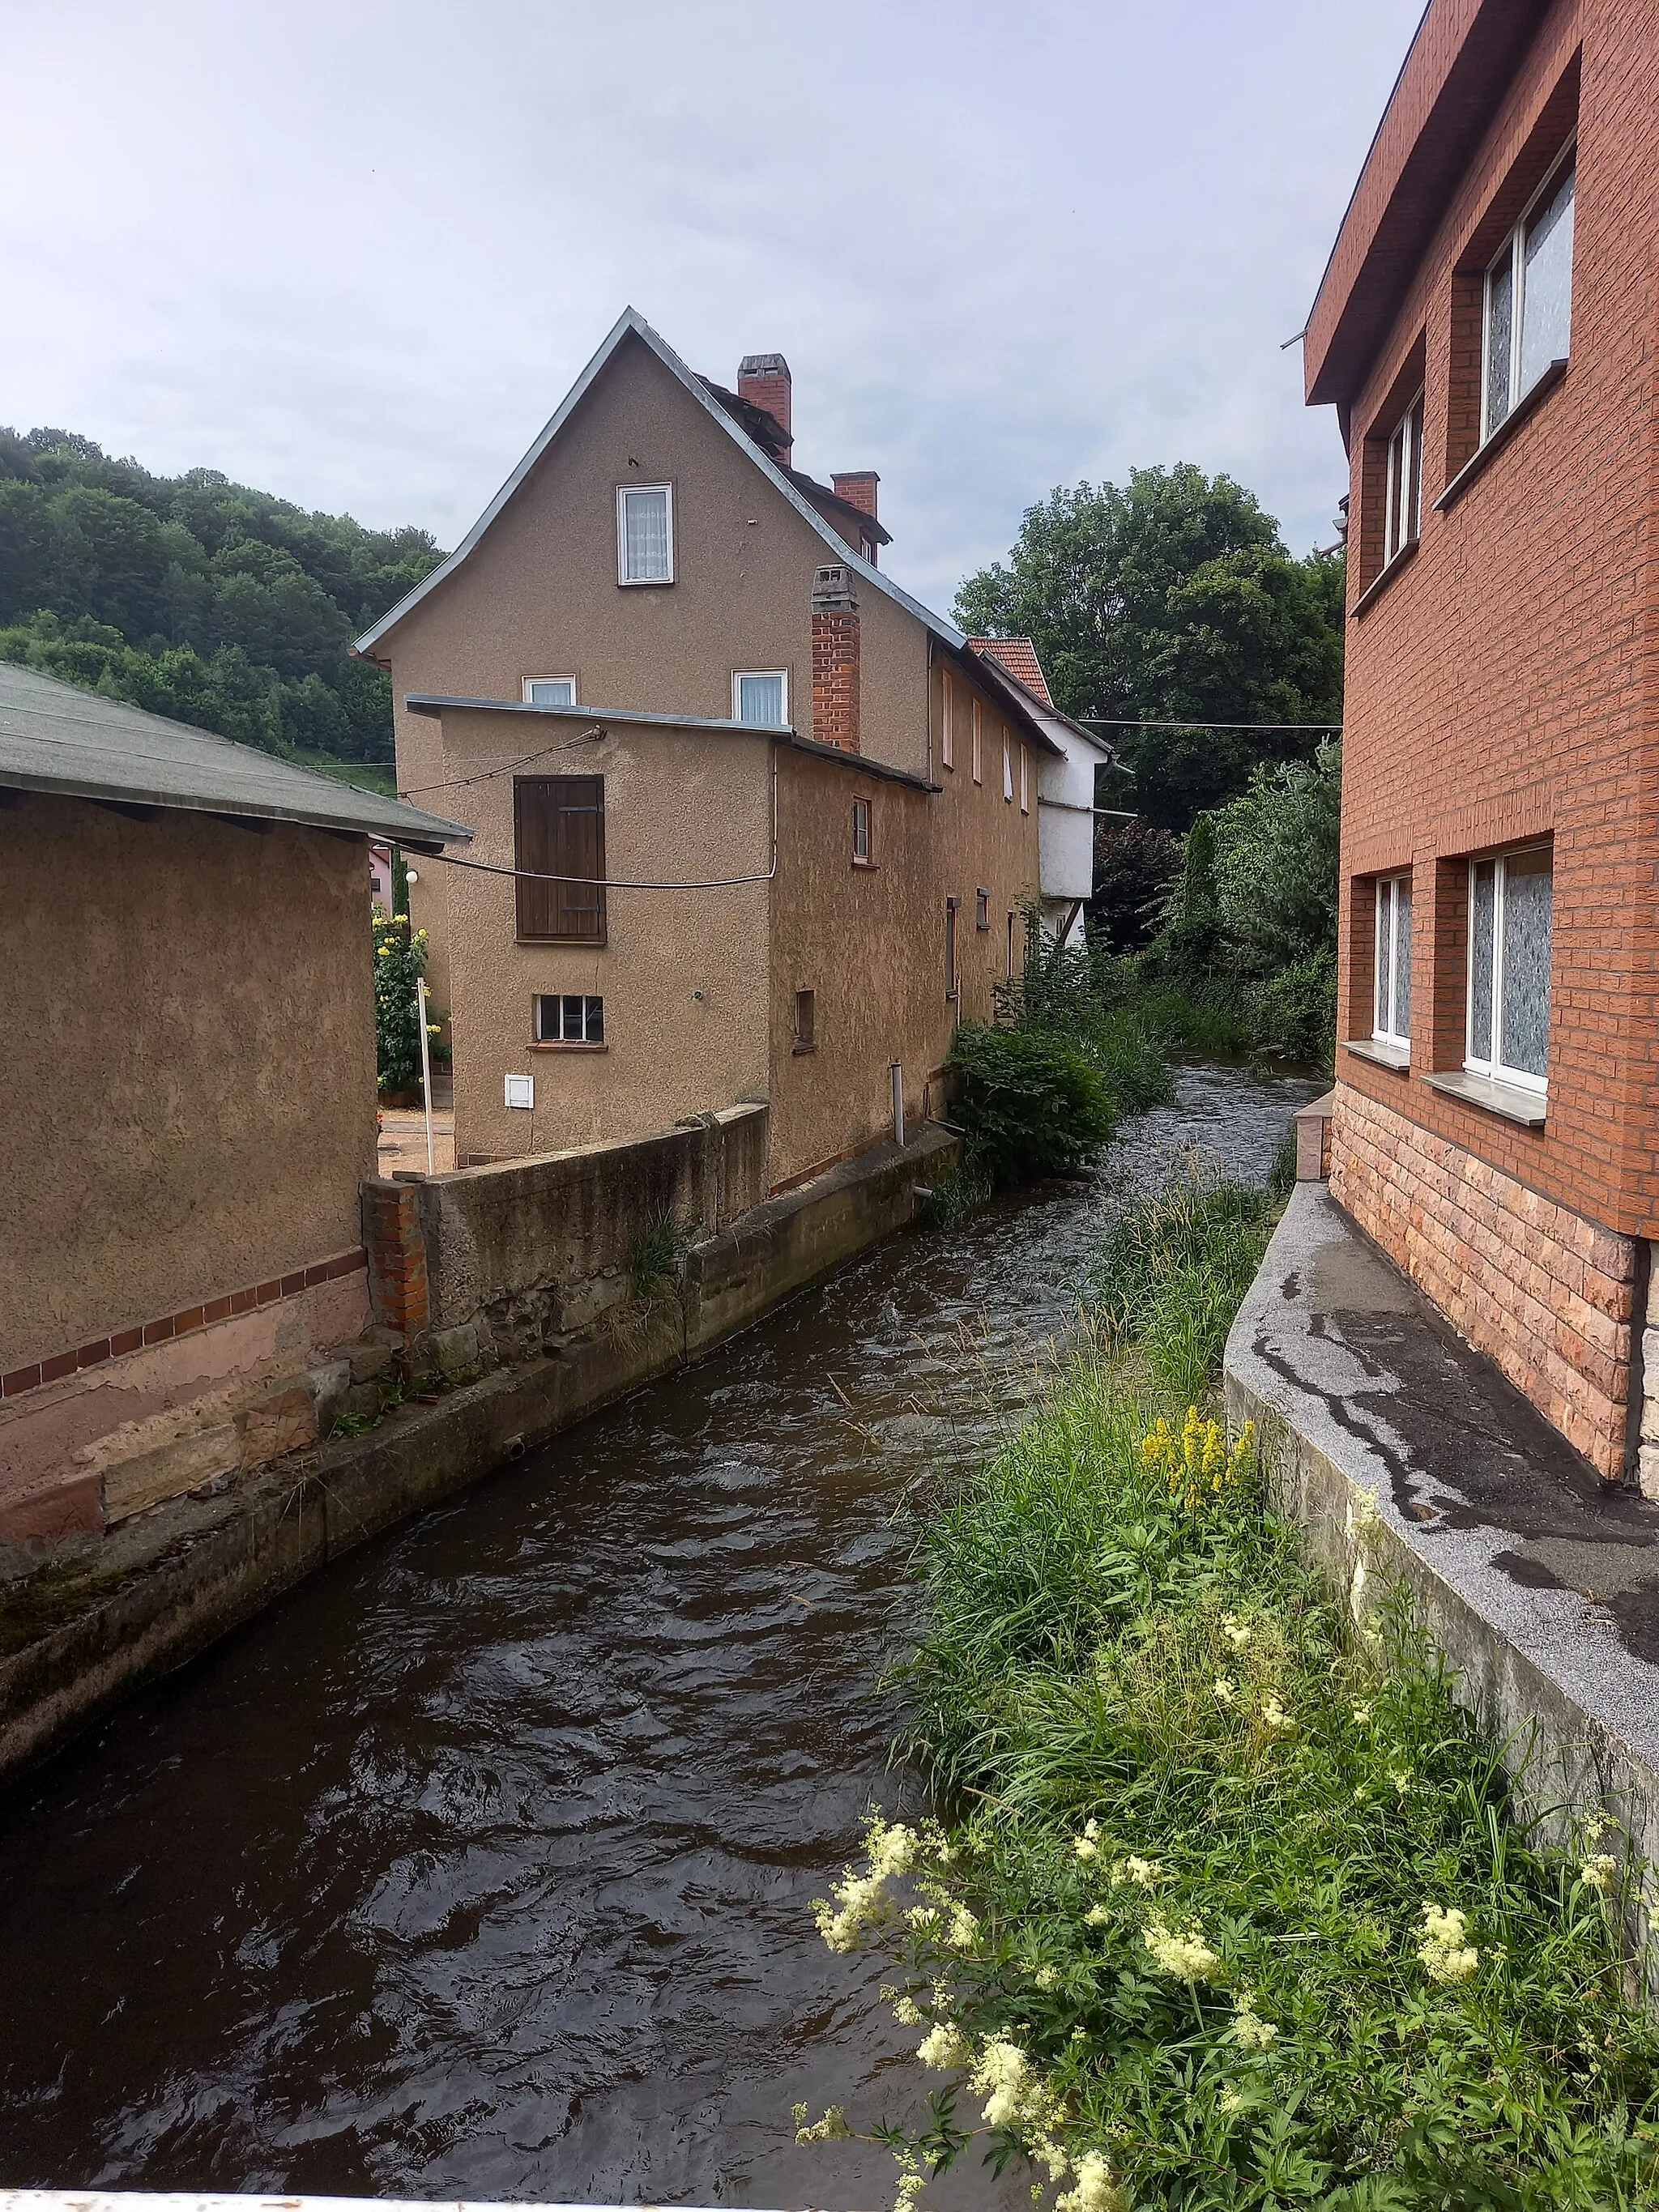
[618,484,673,584]
[1484,144,1575,442]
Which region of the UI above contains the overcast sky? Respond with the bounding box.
[4,1,1423,616]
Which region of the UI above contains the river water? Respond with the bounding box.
[0,1063,1317,2210]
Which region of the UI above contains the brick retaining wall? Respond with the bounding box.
[1331,1081,1638,1477]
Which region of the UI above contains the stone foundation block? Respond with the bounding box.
[104,1423,241,1525]
[237,1386,318,1469]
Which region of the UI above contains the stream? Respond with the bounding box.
[0,1062,1319,2208]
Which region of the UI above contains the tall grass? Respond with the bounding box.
[799,1167,1659,2208]
[1086,1162,1277,1401]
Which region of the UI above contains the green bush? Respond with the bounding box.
[373,905,433,1097]
[946,1022,1118,1187]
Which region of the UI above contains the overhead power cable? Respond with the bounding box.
[412,848,775,893]
[399,726,608,798]
[1083,718,1342,732]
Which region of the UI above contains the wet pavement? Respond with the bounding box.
[0,1063,1316,2207]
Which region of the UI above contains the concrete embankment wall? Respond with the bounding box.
[0,1116,957,1781]
[1226,1180,1659,1963]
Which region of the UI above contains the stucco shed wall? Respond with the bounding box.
[1,794,377,1371]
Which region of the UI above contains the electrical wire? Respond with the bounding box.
[399,726,607,798]
[420,849,775,891]
[1084,718,1342,731]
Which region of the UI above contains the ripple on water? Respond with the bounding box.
[0,1063,1320,2206]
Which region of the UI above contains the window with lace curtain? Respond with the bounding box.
[1467,846,1552,1092]
[617,484,673,584]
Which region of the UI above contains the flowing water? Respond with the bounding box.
[0,1063,1318,2209]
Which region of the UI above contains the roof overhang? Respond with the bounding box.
[403,693,939,794]
[1305,0,1555,428]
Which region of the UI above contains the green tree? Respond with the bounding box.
[955,465,1343,829]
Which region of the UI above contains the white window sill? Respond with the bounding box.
[1423,1068,1546,1127]
[1343,1037,1410,1072]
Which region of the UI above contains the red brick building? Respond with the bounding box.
[1305,0,1659,1483]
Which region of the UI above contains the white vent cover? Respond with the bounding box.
[505,1073,535,1111]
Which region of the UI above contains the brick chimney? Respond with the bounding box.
[738,352,791,463]
[833,472,880,564]
[811,564,860,753]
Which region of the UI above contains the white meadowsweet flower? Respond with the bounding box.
[946,1902,979,1948]
[1417,1902,1479,1984]
[916,2020,972,2071]
[1222,1615,1253,1651]
[1389,1767,1414,1796]
[1232,2005,1278,2051]
[890,1995,923,2027]
[1260,1695,1296,1737]
[1145,1918,1220,1982]
[1085,1903,1111,1926]
[1110,1854,1163,1890]
[970,2038,1044,2130]
[1213,1677,1236,1706]
[1033,1963,1060,1991]
[1580,1852,1619,1894]
[1031,2133,1069,2181]
[1351,1702,1373,1725]
[1055,2149,1127,2212]
[1218,2086,1246,2119]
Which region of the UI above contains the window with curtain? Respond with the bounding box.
[1002,734,1013,802]
[523,676,576,708]
[618,484,672,583]
[1484,146,1575,441]
[1373,873,1413,1050]
[1467,846,1552,1089]
[735,671,787,726]
[514,775,606,941]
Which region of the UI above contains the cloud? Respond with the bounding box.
[2,0,1422,610]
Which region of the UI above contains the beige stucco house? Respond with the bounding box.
[356,309,1104,1188]
[0,664,467,1548]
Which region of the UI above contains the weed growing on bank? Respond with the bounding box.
[800,1363,1659,2207]
[1086,1163,1280,1401]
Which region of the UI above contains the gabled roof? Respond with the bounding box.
[968,637,1052,705]
[0,660,471,850]
[352,306,958,661]
[966,641,1115,765]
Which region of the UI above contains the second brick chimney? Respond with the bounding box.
[811,564,860,754]
[832,472,880,564]
[737,353,791,464]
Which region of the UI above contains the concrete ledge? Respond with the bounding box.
[0,1124,957,1780]
[1225,1182,1659,1911]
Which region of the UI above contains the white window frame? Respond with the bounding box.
[941,667,955,769]
[1383,392,1423,568]
[733,670,788,727]
[1002,732,1013,803]
[1372,872,1412,1051]
[851,796,872,864]
[1019,743,1030,814]
[1481,139,1576,446]
[972,698,983,784]
[1465,845,1551,1095]
[522,675,578,708]
[535,992,606,1046]
[616,482,675,586]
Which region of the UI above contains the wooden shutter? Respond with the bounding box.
[514,776,606,940]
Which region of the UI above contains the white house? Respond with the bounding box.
[968,639,1118,950]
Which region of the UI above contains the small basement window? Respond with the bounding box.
[735,671,787,726]
[523,676,577,707]
[535,994,605,1045]
[1468,845,1552,1091]
[1373,872,1413,1050]
[794,989,816,1052]
[852,797,872,863]
[618,484,673,584]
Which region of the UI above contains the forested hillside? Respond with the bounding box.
[0,424,446,768]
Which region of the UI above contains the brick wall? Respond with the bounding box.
[1319,0,1659,1255]
[1333,1082,1637,1476]
[811,565,860,753]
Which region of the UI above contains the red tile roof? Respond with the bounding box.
[968,637,1052,707]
